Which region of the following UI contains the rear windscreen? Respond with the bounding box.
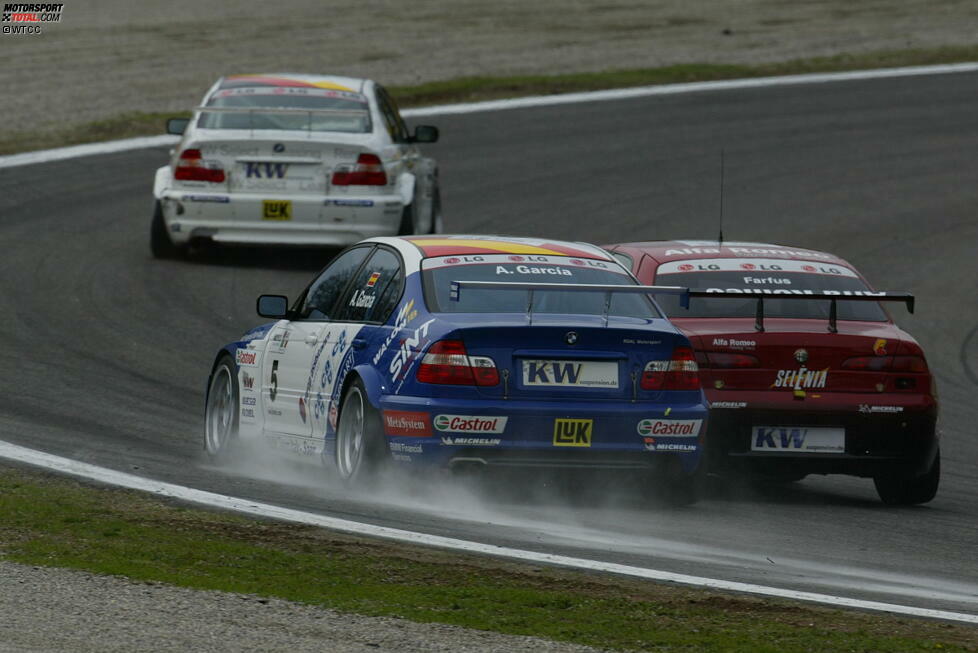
[199,87,371,133]
[422,255,661,319]
[654,258,888,321]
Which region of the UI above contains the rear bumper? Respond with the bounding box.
[379,395,709,475]
[705,393,938,478]
[159,190,403,246]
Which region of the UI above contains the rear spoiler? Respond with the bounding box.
[194,106,370,134]
[448,281,914,333]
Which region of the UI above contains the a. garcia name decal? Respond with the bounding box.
[434,414,507,434]
[636,419,702,437]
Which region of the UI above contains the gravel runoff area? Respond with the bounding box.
[0,561,602,653]
[2,0,978,134]
[3,1,978,650]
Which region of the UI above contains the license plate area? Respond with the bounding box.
[262,199,292,220]
[521,359,618,389]
[750,426,845,454]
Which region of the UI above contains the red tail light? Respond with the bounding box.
[842,355,928,372]
[641,346,700,391]
[174,148,225,183]
[417,340,499,386]
[704,352,759,369]
[331,153,388,186]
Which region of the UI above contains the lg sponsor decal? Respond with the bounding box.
[433,414,507,434]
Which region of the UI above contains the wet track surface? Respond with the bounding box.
[1,71,977,614]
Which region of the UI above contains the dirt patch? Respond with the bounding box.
[2,0,977,134]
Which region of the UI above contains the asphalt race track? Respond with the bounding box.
[1,70,977,615]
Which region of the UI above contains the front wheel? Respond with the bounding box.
[874,448,940,505]
[204,355,238,462]
[335,379,387,486]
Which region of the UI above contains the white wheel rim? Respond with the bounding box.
[205,365,234,454]
[337,387,365,479]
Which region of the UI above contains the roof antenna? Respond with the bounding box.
[718,148,725,247]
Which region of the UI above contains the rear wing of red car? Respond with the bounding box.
[448,280,913,332]
[685,289,914,333]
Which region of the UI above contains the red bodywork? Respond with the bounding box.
[605,241,938,480]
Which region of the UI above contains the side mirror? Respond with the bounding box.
[166,118,190,135]
[411,125,439,143]
[257,294,289,318]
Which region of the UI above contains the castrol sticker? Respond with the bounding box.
[434,414,508,434]
[636,419,702,438]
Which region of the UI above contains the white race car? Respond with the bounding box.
[151,74,441,257]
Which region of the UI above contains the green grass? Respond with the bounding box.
[0,466,974,651]
[3,45,978,156]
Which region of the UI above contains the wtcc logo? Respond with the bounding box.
[2,3,63,34]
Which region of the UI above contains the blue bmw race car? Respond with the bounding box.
[205,236,709,499]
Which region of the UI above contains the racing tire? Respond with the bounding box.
[150,200,184,259]
[429,187,444,234]
[873,448,940,505]
[397,202,416,236]
[204,355,238,463]
[335,378,388,486]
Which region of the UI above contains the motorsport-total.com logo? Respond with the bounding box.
[2,3,63,35]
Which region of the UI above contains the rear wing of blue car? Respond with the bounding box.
[448,280,914,333]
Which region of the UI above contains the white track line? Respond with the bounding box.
[2,62,977,170]
[1,440,976,625]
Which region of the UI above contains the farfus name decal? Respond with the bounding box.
[772,367,828,389]
[434,415,508,434]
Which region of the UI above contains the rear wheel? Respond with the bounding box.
[874,448,940,505]
[429,187,444,234]
[150,200,184,259]
[397,202,416,236]
[335,379,387,485]
[205,356,238,462]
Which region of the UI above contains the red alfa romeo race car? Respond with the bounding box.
[604,240,939,504]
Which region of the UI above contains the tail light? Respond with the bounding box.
[173,148,225,183]
[842,355,928,372]
[417,340,499,386]
[641,346,700,391]
[703,352,759,369]
[331,153,387,186]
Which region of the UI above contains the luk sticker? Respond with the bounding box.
[553,418,592,447]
